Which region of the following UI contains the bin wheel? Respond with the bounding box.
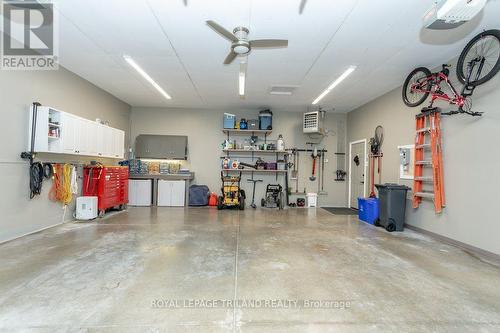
[386,221,396,232]
[374,218,381,227]
[239,196,245,210]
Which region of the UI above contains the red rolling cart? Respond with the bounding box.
[83,166,129,217]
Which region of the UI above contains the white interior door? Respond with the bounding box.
[350,141,366,209]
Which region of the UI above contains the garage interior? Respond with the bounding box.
[1,0,500,332]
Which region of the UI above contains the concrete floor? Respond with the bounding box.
[1,208,499,332]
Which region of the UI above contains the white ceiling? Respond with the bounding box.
[53,0,500,112]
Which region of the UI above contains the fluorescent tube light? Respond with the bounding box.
[239,72,245,96]
[123,55,172,100]
[239,61,247,97]
[312,65,356,105]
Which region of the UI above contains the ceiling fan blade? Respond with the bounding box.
[206,20,238,42]
[250,39,288,48]
[223,51,238,65]
[299,0,307,14]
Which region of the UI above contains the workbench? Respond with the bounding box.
[128,173,195,206]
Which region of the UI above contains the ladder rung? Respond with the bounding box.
[415,160,432,165]
[416,143,431,149]
[415,176,433,182]
[416,127,431,133]
[415,192,435,199]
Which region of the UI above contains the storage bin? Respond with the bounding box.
[307,193,317,208]
[223,113,236,129]
[248,119,258,130]
[358,197,379,225]
[259,110,273,130]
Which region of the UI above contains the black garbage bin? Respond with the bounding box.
[375,184,411,232]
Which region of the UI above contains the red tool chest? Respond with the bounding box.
[83,166,129,216]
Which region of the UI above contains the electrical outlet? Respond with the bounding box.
[325,158,328,163]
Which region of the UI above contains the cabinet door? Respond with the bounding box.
[128,180,151,206]
[61,113,76,154]
[96,124,105,157]
[170,181,186,207]
[112,128,124,158]
[103,126,114,157]
[87,121,98,156]
[74,117,89,155]
[28,106,49,152]
[116,129,125,158]
[157,180,172,206]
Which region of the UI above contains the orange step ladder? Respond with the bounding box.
[413,108,445,213]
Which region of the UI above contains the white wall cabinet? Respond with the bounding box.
[157,180,185,207]
[28,106,125,159]
[128,180,152,206]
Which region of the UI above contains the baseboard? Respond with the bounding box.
[0,221,65,245]
[405,224,500,267]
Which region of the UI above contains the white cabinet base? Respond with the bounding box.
[128,180,152,206]
[158,180,185,207]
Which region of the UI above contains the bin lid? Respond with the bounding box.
[375,183,411,190]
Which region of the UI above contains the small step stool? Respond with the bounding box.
[413,108,445,213]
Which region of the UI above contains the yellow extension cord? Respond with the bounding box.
[50,164,73,205]
[61,164,72,205]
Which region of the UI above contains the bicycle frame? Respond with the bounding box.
[410,59,484,115]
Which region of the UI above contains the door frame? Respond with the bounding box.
[348,139,368,208]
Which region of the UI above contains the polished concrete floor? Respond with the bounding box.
[1,207,499,332]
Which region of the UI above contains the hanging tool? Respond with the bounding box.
[21,102,44,199]
[368,125,384,198]
[290,149,298,180]
[413,108,445,213]
[284,151,290,206]
[318,151,327,195]
[309,147,318,181]
[247,177,263,209]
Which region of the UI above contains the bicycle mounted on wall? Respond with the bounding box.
[402,29,500,116]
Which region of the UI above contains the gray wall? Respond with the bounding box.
[347,65,500,255]
[130,108,347,207]
[0,67,130,243]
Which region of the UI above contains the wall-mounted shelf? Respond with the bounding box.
[222,149,287,154]
[221,169,287,173]
[222,129,272,135]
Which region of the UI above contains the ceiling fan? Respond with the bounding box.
[206,20,288,64]
[206,20,288,96]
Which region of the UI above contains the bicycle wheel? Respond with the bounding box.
[457,29,500,86]
[402,67,432,107]
[374,125,384,148]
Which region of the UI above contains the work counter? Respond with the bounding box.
[129,173,195,206]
